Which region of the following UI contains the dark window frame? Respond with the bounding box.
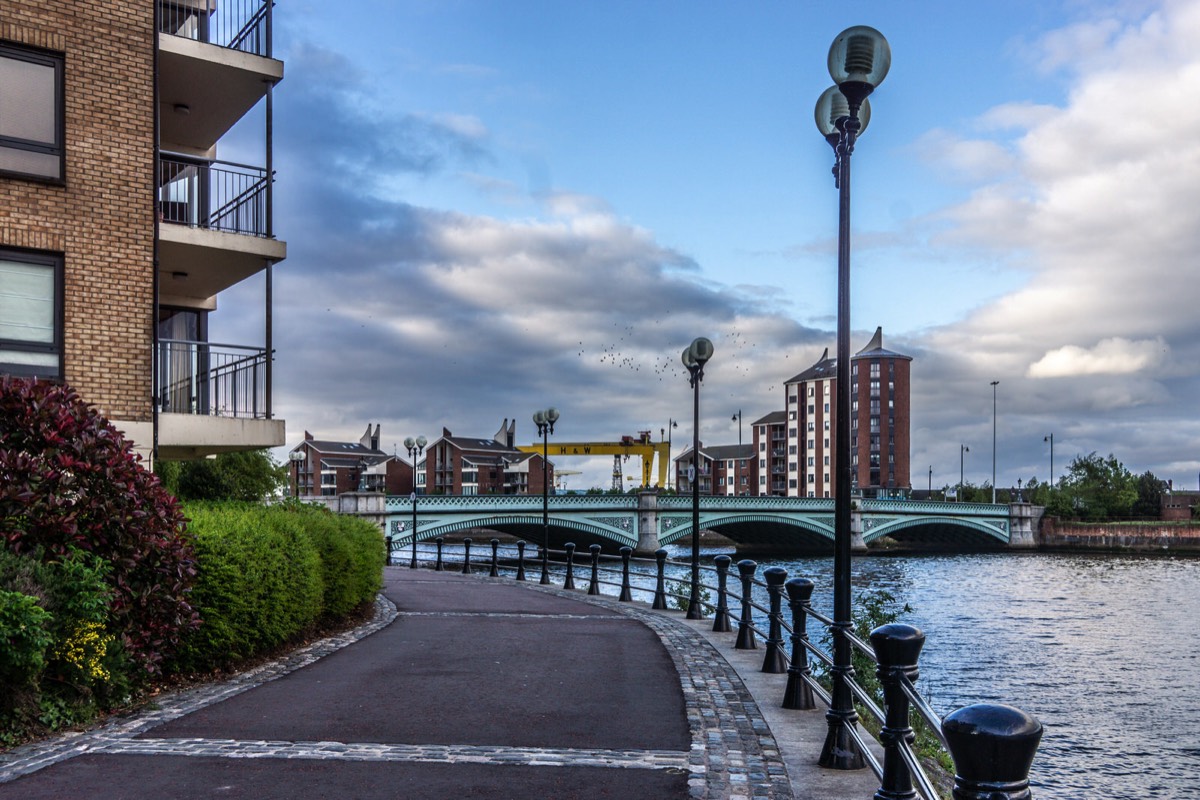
[0,247,64,379]
[0,42,66,183]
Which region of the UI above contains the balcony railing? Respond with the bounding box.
[159,0,273,58]
[156,338,269,419]
[159,156,271,237]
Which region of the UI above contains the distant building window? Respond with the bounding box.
[0,249,62,379]
[0,44,64,181]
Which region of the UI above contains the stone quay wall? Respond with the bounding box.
[1039,518,1200,553]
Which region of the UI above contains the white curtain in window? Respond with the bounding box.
[0,259,55,368]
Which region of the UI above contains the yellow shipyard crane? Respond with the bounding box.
[518,431,671,489]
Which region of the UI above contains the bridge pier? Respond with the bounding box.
[851,510,868,553]
[1007,502,1042,549]
[635,491,661,556]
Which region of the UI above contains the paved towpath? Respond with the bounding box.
[0,566,882,799]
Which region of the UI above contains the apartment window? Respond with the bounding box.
[0,44,64,181]
[823,402,830,413]
[0,249,62,379]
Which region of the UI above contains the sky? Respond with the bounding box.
[218,0,1200,494]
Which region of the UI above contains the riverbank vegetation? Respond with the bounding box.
[0,378,384,749]
[953,451,1188,521]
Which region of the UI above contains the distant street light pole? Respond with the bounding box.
[533,407,559,585]
[928,465,932,494]
[682,336,714,620]
[991,380,1000,504]
[1044,433,1054,488]
[960,444,969,502]
[403,435,427,568]
[732,409,742,446]
[813,23,890,771]
[662,419,678,491]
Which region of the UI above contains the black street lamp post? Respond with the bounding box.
[1044,433,1054,488]
[814,24,890,771]
[991,380,1000,504]
[960,444,969,502]
[682,337,714,620]
[533,407,560,585]
[404,435,427,568]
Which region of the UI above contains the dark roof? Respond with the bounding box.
[752,410,787,426]
[301,440,387,459]
[443,436,523,456]
[785,347,835,384]
[675,443,755,462]
[853,326,912,362]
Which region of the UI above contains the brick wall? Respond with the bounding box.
[0,1,156,422]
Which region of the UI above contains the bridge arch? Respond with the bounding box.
[660,513,836,552]
[863,515,1009,547]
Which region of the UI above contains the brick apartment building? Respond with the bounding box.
[746,328,912,498]
[674,443,755,496]
[0,1,285,460]
[289,424,415,498]
[420,419,553,496]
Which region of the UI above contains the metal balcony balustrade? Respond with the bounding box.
[159,0,273,57]
[158,155,272,237]
[155,338,270,419]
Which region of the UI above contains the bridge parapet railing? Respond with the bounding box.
[859,498,1009,515]
[389,538,1044,800]
[383,493,638,513]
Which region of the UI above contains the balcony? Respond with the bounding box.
[158,155,285,300]
[158,0,281,153]
[155,338,282,457]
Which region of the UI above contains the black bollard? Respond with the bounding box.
[783,577,817,710]
[588,544,601,595]
[563,542,576,590]
[489,538,500,577]
[761,566,788,673]
[618,546,633,601]
[516,540,527,581]
[712,555,733,632]
[461,537,473,575]
[735,559,759,650]
[435,537,444,571]
[386,534,394,567]
[871,623,925,800]
[652,549,669,610]
[943,704,1043,800]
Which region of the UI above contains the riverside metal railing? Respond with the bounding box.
[156,339,269,419]
[159,0,273,57]
[159,156,272,238]
[388,537,1045,800]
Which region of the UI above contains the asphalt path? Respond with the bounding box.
[0,570,694,799]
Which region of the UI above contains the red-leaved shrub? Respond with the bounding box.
[0,377,198,674]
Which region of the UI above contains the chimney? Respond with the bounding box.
[304,430,313,441]
[360,424,373,449]
[507,419,516,449]
[372,424,380,451]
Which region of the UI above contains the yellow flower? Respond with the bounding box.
[55,621,113,684]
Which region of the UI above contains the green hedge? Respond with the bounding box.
[168,502,384,673]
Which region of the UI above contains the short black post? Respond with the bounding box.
[435,537,444,571]
[783,577,817,710]
[735,559,758,650]
[619,546,633,601]
[563,542,576,590]
[540,541,551,586]
[871,623,925,800]
[489,538,500,577]
[587,544,601,595]
[461,537,473,575]
[385,534,394,567]
[712,555,733,632]
[516,540,527,581]
[943,704,1043,800]
[652,548,669,610]
[761,566,788,673]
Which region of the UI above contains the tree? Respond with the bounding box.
[1054,452,1137,521]
[1132,470,1168,519]
[156,450,287,502]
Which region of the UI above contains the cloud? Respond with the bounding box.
[1028,337,1169,377]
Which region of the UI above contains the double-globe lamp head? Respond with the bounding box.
[814,25,890,140]
[403,435,427,454]
[533,407,560,433]
[681,337,714,372]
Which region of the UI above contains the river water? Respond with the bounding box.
[695,550,1200,799]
